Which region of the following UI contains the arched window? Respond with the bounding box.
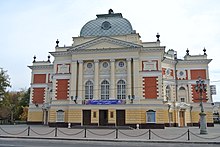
[166,85,171,101]
[117,80,126,99]
[179,86,186,102]
[85,80,93,99]
[179,87,186,90]
[101,80,109,99]
[56,110,64,122]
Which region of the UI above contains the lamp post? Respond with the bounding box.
[195,77,208,134]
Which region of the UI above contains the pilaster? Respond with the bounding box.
[78,60,83,100]
[69,60,78,101]
[110,59,115,99]
[94,59,99,99]
[126,58,132,97]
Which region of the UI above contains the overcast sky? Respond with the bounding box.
[1,0,220,101]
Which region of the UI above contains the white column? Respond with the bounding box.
[94,60,99,99]
[69,60,78,101]
[110,59,115,99]
[133,58,140,100]
[126,58,132,97]
[78,60,83,101]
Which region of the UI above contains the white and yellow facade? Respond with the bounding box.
[28,10,213,128]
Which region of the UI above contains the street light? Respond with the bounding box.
[195,77,208,134]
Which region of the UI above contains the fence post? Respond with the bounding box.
[149,129,151,140]
[115,128,118,139]
[27,126,30,136]
[54,127,57,137]
[187,129,190,140]
[84,127,87,138]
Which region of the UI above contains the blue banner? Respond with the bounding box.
[85,100,124,105]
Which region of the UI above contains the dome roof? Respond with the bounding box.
[80,9,135,37]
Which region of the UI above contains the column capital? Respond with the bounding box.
[126,58,132,62]
[110,59,115,62]
[94,59,99,63]
[78,60,83,64]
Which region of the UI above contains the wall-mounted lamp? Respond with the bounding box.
[34,101,38,107]
[128,95,135,104]
[71,96,78,104]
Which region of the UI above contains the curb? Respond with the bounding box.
[1,135,220,144]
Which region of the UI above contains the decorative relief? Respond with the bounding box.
[100,61,110,73]
[57,64,70,74]
[142,60,157,71]
[84,62,94,74]
[177,70,187,79]
[116,60,126,73]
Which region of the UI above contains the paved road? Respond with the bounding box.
[0,138,219,147]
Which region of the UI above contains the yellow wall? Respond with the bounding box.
[156,109,166,123]
[28,111,43,122]
[126,109,146,124]
[49,109,56,122]
[91,109,99,124]
[108,109,116,124]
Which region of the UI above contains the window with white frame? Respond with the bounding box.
[117,80,126,99]
[180,97,185,102]
[146,110,156,123]
[101,80,109,99]
[56,110,64,122]
[166,85,171,101]
[85,80,93,99]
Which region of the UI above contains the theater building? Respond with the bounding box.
[28,9,214,128]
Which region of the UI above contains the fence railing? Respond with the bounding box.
[1,126,220,141]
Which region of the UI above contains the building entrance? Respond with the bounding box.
[83,110,91,125]
[116,110,125,126]
[99,110,108,126]
[179,111,185,127]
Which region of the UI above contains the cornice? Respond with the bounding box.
[162,58,177,64]
[28,64,53,70]
[68,36,142,51]
[177,59,212,64]
[142,46,166,50]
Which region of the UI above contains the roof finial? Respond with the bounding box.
[203,47,207,55]
[108,9,114,14]
[186,48,189,55]
[33,55,36,63]
[56,39,59,47]
[156,33,160,42]
[47,55,51,62]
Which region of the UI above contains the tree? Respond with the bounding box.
[0,68,11,123]
[0,68,10,96]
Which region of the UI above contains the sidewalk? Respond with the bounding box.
[0,124,220,144]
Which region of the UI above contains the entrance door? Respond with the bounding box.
[116,110,125,126]
[179,111,185,127]
[83,110,91,125]
[99,110,108,126]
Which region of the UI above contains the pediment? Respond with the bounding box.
[68,36,142,51]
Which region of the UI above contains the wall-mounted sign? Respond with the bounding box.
[85,100,125,105]
[210,85,216,95]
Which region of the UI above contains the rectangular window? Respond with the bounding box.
[180,98,185,102]
[146,110,156,123]
[56,110,64,122]
[110,112,114,118]
[93,112,96,118]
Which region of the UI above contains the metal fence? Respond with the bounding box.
[1,126,220,141]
